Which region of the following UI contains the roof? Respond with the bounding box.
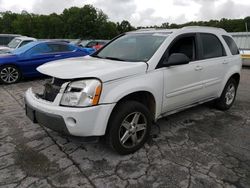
[14,36,36,41]
[229,32,250,37]
[131,26,227,35]
[28,40,69,45]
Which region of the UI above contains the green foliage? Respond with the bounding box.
[117,20,135,33]
[160,18,247,32]
[0,5,249,39]
[0,5,132,39]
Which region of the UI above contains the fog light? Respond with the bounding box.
[66,117,77,127]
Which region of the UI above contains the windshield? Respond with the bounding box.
[12,42,37,55]
[80,40,90,47]
[93,33,169,62]
[8,39,21,49]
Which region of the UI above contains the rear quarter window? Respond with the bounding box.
[47,44,71,53]
[200,33,225,59]
[222,35,239,55]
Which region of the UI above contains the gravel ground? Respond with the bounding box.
[0,69,250,188]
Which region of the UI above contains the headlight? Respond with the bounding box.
[60,79,102,107]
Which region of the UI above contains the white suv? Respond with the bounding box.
[25,27,242,155]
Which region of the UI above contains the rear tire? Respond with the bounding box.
[0,65,21,84]
[215,78,238,111]
[106,101,152,155]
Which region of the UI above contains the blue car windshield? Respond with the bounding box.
[12,42,37,55]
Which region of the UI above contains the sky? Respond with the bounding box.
[0,0,250,26]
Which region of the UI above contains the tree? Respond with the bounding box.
[12,11,33,36]
[117,20,135,33]
[244,17,250,32]
[0,5,249,39]
[1,11,18,33]
[161,22,170,29]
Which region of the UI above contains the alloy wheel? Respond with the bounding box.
[0,66,19,84]
[225,83,236,105]
[119,112,147,148]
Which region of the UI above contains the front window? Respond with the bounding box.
[92,33,169,62]
[8,39,21,49]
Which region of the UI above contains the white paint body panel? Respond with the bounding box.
[25,88,115,136]
[162,61,204,112]
[37,56,147,82]
[25,26,242,137]
[0,37,36,53]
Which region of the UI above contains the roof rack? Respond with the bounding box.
[136,28,158,31]
[182,26,226,31]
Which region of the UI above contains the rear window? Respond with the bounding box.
[47,44,72,52]
[222,35,239,55]
[200,33,225,59]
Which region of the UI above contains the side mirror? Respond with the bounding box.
[165,53,190,67]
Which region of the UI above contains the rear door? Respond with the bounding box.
[197,33,228,99]
[161,33,204,113]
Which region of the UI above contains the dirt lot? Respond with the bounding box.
[0,69,250,188]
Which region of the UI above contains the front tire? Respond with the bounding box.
[215,78,238,111]
[0,65,21,84]
[106,101,152,155]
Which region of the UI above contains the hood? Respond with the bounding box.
[37,56,148,82]
[0,46,10,50]
[0,46,11,54]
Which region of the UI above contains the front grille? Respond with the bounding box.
[39,78,69,102]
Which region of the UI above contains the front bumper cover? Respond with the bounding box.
[25,103,70,135]
[24,88,116,137]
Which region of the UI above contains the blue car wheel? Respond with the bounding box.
[0,65,21,84]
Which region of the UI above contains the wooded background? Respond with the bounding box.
[0,5,249,39]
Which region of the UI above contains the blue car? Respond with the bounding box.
[0,41,89,84]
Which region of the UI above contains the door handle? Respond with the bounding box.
[222,61,229,64]
[195,66,203,71]
[54,55,61,57]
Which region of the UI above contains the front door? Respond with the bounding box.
[162,34,204,113]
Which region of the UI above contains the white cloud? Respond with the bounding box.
[94,0,137,23]
[194,0,250,21]
[0,0,249,26]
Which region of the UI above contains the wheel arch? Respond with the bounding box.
[104,90,157,135]
[219,71,241,97]
[0,63,22,72]
[229,73,240,86]
[115,90,156,118]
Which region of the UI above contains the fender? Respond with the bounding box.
[100,69,164,119]
[218,58,242,97]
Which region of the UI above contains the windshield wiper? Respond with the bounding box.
[91,54,126,61]
[91,54,101,58]
[103,56,126,61]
